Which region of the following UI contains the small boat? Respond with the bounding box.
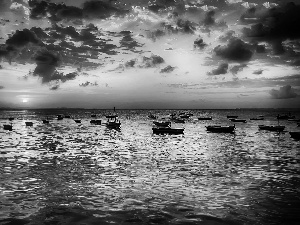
[287,119,300,122]
[74,119,81,123]
[106,115,121,129]
[152,127,184,134]
[148,114,157,119]
[229,118,247,123]
[171,118,185,123]
[42,120,49,124]
[90,119,101,125]
[3,124,12,131]
[57,115,64,120]
[198,117,212,120]
[64,115,71,118]
[91,114,96,118]
[277,114,295,120]
[206,125,235,133]
[250,117,264,120]
[258,125,285,132]
[153,121,171,127]
[227,115,238,118]
[25,122,33,126]
[8,117,14,121]
[180,114,190,119]
[289,132,300,139]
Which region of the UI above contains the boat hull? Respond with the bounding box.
[206,126,235,133]
[258,125,285,131]
[289,132,300,139]
[152,128,184,134]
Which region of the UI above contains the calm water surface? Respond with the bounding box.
[0,109,300,225]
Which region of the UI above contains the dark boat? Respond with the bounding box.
[64,115,71,118]
[287,119,300,122]
[227,115,238,118]
[289,132,300,139]
[105,115,121,129]
[152,127,184,134]
[230,118,247,123]
[258,125,285,132]
[57,115,64,120]
[42,120,49,124]
[3,124,12,131]
[90,119,101,125]
[153,121,171,127]
[198,117,212,120]
[25,122,33,126]
[206,125,235,133]
[171,118,185,123]
[277,114,295,120]
[148,114,157,119]
[91,114,96,118]
[74,119,81,123]
[250,117,264,120]
[8,117,14,121]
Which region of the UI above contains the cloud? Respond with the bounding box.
[253,69,263,75]
[218,30,236,42]
[230,63,247,75]
[214,38,253,62]
[6,29,43,48]
[50,84,60,90]
[0,85,4,89]
[140,54,164,68]
[160,65,176,73]
[119,31,143,51]
[194,37,207,49]
[208,63,228,75]
[269,85,298,99]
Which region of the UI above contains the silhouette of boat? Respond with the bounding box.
[229,118,247,123]
[74,119,81,123]
[277,114,295,120]
[91,114,96,118]
[287,118,300,122]
[8,117,14,121]
[64,115,71,118]
[227,115,238,118]
[198,117,212,120]
[42,119,49,124]
[250,117,264,120]
[153,121,171,127]
[90,119,101,125]
[289,132,300,139]
[152,127,184,134]
[57,115,64,120]
[258,125,285,132]
[206,125,235,133]
[148,114,157,119]
[105,115,121,129]
[3,124,12,131]
[25,122,33,126]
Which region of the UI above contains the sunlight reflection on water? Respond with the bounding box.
[0,109,300,225]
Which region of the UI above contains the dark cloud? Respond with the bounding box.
[253,69,263,75]
[255,44,266,53]
[119,31,143,51]
[147,29,165,41]
[208,63,228,75]
[160,65,176,73]
[214,38,253,62]
[230,63,247,75]
[269,85,298,99]
[124,59,137,68]
[219,30,235,42]
[194,37,207,49]
[203,10,215,26]
[6,29,43,48]
[140,54,165,68]
[50,84,59,90]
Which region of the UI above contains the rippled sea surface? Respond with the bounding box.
[0,109,300,225]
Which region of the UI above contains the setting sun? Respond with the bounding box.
[22,99,28,103]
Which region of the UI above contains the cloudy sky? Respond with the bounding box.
[0,0,300,109]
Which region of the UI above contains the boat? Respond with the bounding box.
[153,121,171,127]
[148,114,157,119]
[250,117,264,120]
[227,115,238,118]
[64,115,71,118]
[90,119,101,125]
[277,114,295,120]
[229,118,247,123]
[25,122,33,126]
[8,117,14,121]
[105,115,121,129]
[287,119,300,122]
[91,114,96,118]
[152,127,184,134]
[289,132,300,139]
[258,125,285,132]
[57,115,64,120]
[206,125,235,133]
[171,118,185,123]
[198,117,212,120]
[74,119,81,123]
[3,124,12,131]
[42,119,49,124]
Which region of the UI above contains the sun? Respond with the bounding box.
[22,99,28,103]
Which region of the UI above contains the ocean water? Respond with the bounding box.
[0,109,300,225]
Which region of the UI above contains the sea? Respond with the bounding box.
[0,109,299,225]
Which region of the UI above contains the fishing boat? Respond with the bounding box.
[206,125,235,133]
[198,117,212,120]
[105,115,121,129]
[91,114,96,118]
[229,118,247,123]
[250,117,264,120]
[42,119,49,124]
[57,115,64,120]
[148,114,157,119]
[287,118,300,122]
[258,125,285,132]
[74,119,81,123]
[64,115,71,118]
[3,124,12,131]
[153,121,171,127]
[289,132,300,139]
[227,115,238,119]
[277,114,295,120]
[8,117,14,121]
[25,122,33,126]
[90,119,101,125]
[152,127,184,134]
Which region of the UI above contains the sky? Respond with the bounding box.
[0,0,300,109]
